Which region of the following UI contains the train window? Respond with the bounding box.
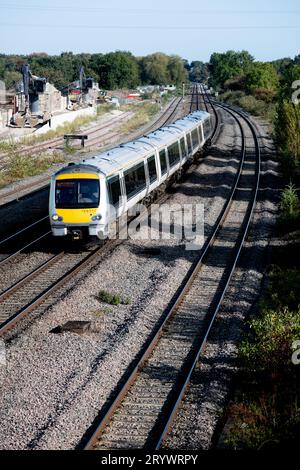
[108,175,122,206]
[203,118,211,138]
[159,149,167,175]
[180,137,186,157]
[147,154,157,184]
[187,133,192,153]
[167,141,180,167]
[191,128,199,148]
[124,161,146,199]
[198,124,204,141]
[55,178,100,209]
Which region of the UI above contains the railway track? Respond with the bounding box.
[0,111,133,161]
[0,97,183,207]
[0,90,207,337]
[189,85,199,113]
[0,97,179,162]
[82,97,261,450]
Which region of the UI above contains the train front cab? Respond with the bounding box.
[50,171,105,239]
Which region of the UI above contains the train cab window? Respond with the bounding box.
[191,128,199,148]
[124,161,146,199]
[159,149,167,175]
[108,175,122,206]
[167,141,180,167]
[187,133,192,153]
[55,178,100,209]
[180,137,186,158]
[147,154,157,184]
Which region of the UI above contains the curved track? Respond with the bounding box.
[83,95,261,450]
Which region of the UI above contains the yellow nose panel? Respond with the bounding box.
[56,208,97,223]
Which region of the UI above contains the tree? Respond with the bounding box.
[3,70,22,89]
[139,53,170,85]
[189,61,209,83]
[167,55,188,85]
[209,50,254,89]
[245,62,279,94]
[98,51,139,89]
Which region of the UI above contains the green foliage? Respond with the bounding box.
[279,183,299,223]
[63,140,76,155]
[219,90,276,120]
[3,70,22,89]
[239,307,300,374]
[209,50,254,90]
[245,62,279,94]
[189,61,209,83]
[139,52,187,86]
[97,51,139,89]
[225,263,300,450]
[97,290,131,306]
[167,55,188,85]
[275,99,300,166]
[262,266,300,312]
[274,63,300,180]
[0,152,65,188]
[0,50,190,92]
[278,63,300,100]
[271,57,294,75]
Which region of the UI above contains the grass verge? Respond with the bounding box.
[219,90,276,121]
[0,152,65,189]
[118,102,160,134]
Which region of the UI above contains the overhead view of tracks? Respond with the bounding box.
[0,86,218,338]
[0,93,192,336]
[0,85,265,451]
[82,97,261,450]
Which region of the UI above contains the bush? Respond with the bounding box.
[275,99,300,170]
[97,290,131,306]
[254,87,276,103]
[279,183,299,223]
[239,306,300,375]
[262,266,300,311]
[280,150,299,179]
[219,90,275,120]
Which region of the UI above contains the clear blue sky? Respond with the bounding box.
[0,0,299,62]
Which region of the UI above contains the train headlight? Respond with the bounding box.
[91,214,102,221]
[52,214,63,222]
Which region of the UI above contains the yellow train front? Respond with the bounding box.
[49,163,107,239]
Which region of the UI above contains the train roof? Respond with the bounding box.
[56,110,210,178]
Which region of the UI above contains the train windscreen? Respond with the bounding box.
[55,179,100,208]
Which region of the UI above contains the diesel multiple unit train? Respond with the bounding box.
[49,110,211,239]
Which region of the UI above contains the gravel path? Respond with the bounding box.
[0,108,245,450]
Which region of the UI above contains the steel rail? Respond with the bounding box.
[154,99,261,449]
[0,216,49,246]
[83,94,260,451]
[0,97,182,207]
[0,230,51,267]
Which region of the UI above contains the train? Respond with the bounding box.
[49,110,211,239]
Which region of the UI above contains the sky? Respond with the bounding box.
[0,0,299,62]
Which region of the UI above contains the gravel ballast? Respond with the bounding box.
[163,114,279,450]
[0,108,256,450]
